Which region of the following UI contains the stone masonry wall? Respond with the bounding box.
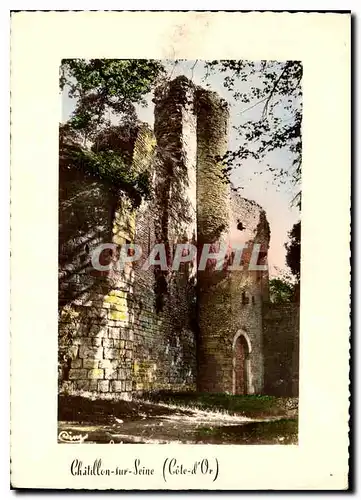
[130,78,197,393]
[196,87,233,393]
[59,86,198,398]
[195,186,270,394]
[58,125,158,399]
[58,162,134,399]
[263,302,300,396]
[227,195,270,394]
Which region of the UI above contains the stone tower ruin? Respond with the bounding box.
[58,75,297,400]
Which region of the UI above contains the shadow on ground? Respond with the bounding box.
[58,392,298,445]
[142,391,298,418]
[58,394,194,424]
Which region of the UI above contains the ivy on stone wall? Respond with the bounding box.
[70,147,151,206]
[60,137,152,207]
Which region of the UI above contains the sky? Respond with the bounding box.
[61,60,300,277]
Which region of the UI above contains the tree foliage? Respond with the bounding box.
[285,221,301,281]
[60,59,164,204]
[203,60,302,206]
[269,278,295,304]
[60,58,165,143]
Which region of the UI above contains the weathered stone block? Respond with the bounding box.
[108,327,120,340]
[104,294,122,305]
[109,290,127,298]
[79,345,103,360]
[98,380,110,392]
[100,359,120,369]
[108,320,121,327]
[69,369,88,380]
[104,348,120,360]
[117,369,126,380]
[88,380,98,391]
[109,302,127,312]
[98,359,112,369]
[89,325,107,338]
[105,368,118,380]
[102,338,114,348]
[87,369,104,380]
[83,359,99,369]
[87,309,108,320]
[75,380,89,391]
[71,359,82,368]
[109,310,128,322]
[111,381,124,392]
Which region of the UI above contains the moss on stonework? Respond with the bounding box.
[104,295,120,304]
[109,303,127,313]
[108,290,127,298]
[104,295,127,306]
[109,310,128,321]
[133,359,157,386]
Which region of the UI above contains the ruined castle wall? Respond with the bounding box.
[58,83,198,399]
[131,78,197,393]
[58,164,134,399]
[195,186,270,394]
[59,76,275,400]
[227,195,270,394]
[263,302,300,396]
[58,126,160,400]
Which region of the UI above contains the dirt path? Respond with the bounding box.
[58,395,298,444]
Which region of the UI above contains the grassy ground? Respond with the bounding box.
[196,418,298,444]
[142,390,298,418]
[58,392,298,444]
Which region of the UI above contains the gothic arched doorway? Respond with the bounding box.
[232,331,252,395]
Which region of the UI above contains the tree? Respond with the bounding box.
[60,59,165,205]
[269,277,295,304]
[203,60,302,207]
[60,58,165,144]
[285,221,301,281]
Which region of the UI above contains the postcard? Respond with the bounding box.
[10,10,350,490]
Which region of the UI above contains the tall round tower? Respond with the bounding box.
[195,88,233,392]
[195,87,270,394]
